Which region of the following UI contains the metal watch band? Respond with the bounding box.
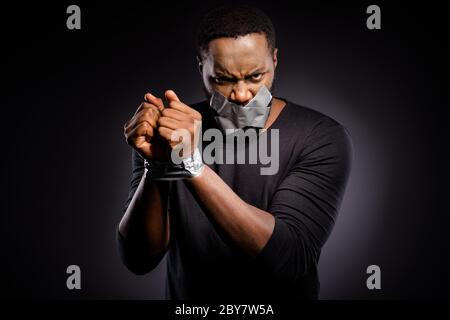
[181,148,204,177]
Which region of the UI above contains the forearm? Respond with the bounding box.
[186,165,275,257]
[119,170,170,255]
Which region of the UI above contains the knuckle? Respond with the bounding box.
[145,103,155,110]
[148,105,161,117]
[162,108,170,117]
[141,103,152,111]
[169,101,178,109]
[143,110,152,118]
[192,111,201,120]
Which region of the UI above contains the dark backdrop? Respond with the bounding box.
[2,1,449,299]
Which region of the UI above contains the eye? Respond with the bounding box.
[212,76,233,84]
[249,73,264,81]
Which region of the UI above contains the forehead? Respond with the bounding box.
[205,33,271,74]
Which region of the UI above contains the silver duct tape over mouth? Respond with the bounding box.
[209,85,273,133]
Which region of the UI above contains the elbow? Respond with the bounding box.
[119,248,161,276]
[116,229,167,275]
[122,257,162,276]
[122,260,155,276]
[255,218,319,285]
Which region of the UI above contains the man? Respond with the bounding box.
[117,5,352,300]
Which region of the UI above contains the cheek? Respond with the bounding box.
[202,77,216,96]
[200,63,213,92]
[262,73,275,88]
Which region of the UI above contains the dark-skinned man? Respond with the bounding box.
[118,5,353,300]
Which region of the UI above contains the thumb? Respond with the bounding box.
[165,89,180,103]
[144,93,165,111]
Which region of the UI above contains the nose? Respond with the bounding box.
[229,81,253,105]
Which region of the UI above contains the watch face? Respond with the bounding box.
[182,149,204,177]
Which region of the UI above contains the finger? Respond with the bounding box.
[135,108,159,127]
[158,126,178,143]
[125,118,154,136]
[161,108,189,121]
[167,100,202,120]
[127,122,154,145]
[133,101,161,117]
[165,90,180,103]
[164,90,202,120]
[145,93,165,111]
[158,116,182,130]
[126,107,160,133]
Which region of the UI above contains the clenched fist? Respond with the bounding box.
[124,93,171,161]
[157,90,202,159]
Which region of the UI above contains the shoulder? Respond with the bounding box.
[278,99,353,164]
[282,99,340,129]
[280,99,350,139]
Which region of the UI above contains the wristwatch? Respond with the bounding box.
[144,148,204,180]
[181,147,204,177]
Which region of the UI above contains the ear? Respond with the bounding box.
[196,55,203,75]
[272,48,278,69]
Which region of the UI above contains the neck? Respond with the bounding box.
[264,97,287,130]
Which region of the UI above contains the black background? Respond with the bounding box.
[2,1,449,300]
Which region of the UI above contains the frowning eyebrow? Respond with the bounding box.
[214,68,266,79]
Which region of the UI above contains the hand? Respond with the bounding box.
[124,93,171,161]
[157,90,202,158]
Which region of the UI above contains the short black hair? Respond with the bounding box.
[196,5,276,59]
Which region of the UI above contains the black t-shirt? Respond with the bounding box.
[117,98,353,300]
